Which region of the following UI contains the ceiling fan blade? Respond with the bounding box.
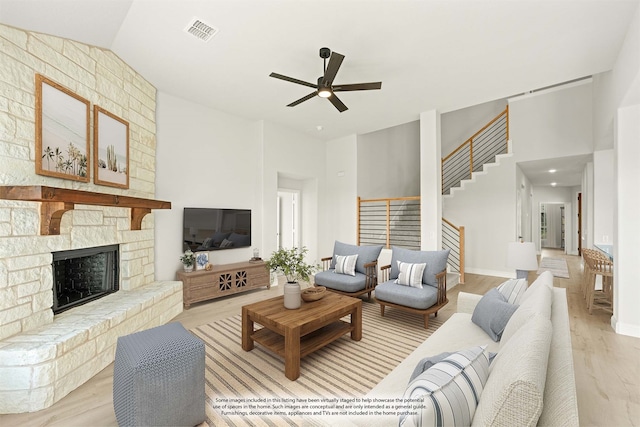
[270,72,317,89]
[333,82,382,91]
[328,93,348,112]
[287,91,317,107]
[322,52,345,86]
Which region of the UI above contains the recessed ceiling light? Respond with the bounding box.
[551,182,557,187]
[548,169,557,173]
[316,125,323,131]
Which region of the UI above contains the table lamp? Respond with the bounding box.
[507,241,538,279]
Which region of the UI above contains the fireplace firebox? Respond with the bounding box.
[52,244,119,314]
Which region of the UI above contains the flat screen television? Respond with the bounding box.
[183,207,251,252]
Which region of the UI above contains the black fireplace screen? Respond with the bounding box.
[52,244,119,314]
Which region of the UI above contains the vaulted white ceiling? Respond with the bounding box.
[2,0,638,144]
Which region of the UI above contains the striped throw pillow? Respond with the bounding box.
[395,261,427,288]
[334,254,358,276]
[497,278,528,304]
[400,345,490,427]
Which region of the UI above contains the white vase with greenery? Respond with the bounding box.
[265,246,317,309]
[180,249,195,272]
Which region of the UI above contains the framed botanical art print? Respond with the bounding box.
[195,252,209,270]
[93,105,129,189]
[35,74,90,182]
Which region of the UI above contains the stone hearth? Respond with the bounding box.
[0,281,182,413]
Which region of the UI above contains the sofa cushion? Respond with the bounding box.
[520,270,553,303]
[472,315,552,427]
[472,288,518,342]
[500,276,553,348]
[395,261,427,288]
[401,346,490,427]
[407,351,454,383]
[314,270,366,293]
[330,241,383,275]
[375,280,438,310]
[537,288,580,427]
[335,254,358,276]
[390,247,450,288]
[497,278,528,304]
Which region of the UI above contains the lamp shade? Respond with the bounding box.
[507,241,538,271]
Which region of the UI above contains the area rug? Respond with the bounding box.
[537,257,570,278]
[191,301,443,427]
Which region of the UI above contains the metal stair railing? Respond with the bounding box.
[442,106,509,195]
[442,217,465,284]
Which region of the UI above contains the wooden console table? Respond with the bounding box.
[177,260,270,309]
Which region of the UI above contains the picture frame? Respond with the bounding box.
[35,74,90,182]
[195,252,209,271]
[93,105,130,189]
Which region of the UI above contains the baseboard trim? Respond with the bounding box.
[464,267,513,279]
[611,315,640,338]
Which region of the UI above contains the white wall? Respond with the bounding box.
[420,110,443,251]
[154,92,261,280]
[441,98,507,156]
[593,149,614,245]
[510,82,593,161]
[324,134,358,255]
[443,154,517,278]
[614,104,640,337]
[261,121,326,266]
[357,121,420,199]
[598,4,640,337]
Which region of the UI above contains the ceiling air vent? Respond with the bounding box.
[184,18,218,42]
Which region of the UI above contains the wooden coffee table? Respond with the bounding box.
[241,291,362,380]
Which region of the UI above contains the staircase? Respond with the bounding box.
[442,107,509,195]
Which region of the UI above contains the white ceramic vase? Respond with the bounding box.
[283,282,301,309]
[183,264,194,273]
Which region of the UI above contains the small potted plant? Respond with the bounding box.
[265,246,318,309]
[179,249,196,272]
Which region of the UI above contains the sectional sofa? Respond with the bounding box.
[337,270,579,426]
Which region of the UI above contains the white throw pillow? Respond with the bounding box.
[497,278,528,304]
[400,345,490,427]
[334,254,358,276]
[395,261,427,288]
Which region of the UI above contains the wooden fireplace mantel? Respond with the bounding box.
[0,185,171,235]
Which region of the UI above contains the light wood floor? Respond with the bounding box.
[1,249,638,426]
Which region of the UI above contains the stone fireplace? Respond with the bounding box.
[0,24,182,413]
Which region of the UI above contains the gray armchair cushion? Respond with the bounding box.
[330,241,383,275]
[314,269,367,293]
[375,279,438,310]
[390,247,450,288]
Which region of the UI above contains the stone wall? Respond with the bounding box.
[0,23,160,341]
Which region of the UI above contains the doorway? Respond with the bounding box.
[277,190,300,250]
[540,203,565,250]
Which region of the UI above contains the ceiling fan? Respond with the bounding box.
[269,47,382,112]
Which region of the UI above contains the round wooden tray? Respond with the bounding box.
[301,286,327,302]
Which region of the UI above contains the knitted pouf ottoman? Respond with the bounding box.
[113,322,205,427]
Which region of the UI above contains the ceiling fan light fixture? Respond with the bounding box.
[318,87,332,98]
